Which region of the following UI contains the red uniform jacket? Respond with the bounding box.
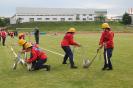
[28,48,47,63]
[61,33,78,46]
[19,35,25,39]
[1,31,7,38]
[99,30,114,48]
[10,32,14,36]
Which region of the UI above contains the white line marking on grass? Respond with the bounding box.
[13,37,64,57]
[10,47,17,58]
[40,47,64,57]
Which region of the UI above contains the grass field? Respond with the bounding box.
[0,33,133,88]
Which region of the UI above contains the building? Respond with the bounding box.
[10,7,107,24]
[110,16,122,22]
[129,14,133,24]
[128,8,133,24]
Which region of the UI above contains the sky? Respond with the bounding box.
[0,0,133,18]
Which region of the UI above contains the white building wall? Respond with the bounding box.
[16,15,95,22]
[10,17,16,24]
[10,15,17,24]
[130,15,133,24]
[16,15,79,22]
[10,8,107,24]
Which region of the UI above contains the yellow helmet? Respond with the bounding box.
[101,23,110,29]
[18,33,24,37]
[67,28,76,33]
[18,39,26,46]
[24,43,32,49]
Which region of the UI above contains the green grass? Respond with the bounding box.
[0,33,133,88]
[9,22,133,32]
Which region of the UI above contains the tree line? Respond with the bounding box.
[0,18,10,27]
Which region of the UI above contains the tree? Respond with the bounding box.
[122,13,132,25]
[95,15,106,22]
[0,18,5,27]
[3,18,10,25]
[0,18,10,27]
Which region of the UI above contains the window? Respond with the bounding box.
[83,14,86,16]
[60,18,65,21]
[53,18,57,20]
[83,18,86,21]
[89,18,93,21]
[45,18,50,20]
[29,18,34,22]
[89,14,93,16]
[68,18,73,20]
[18,18,24,20]
[37,18,42,20]
[76,14,80,20]
[17,18,24,23]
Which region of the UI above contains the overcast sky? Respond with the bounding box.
[0,0,133,18]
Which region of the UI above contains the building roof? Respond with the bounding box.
[16,7,107,15]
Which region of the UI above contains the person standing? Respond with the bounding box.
[61,28,81,69]
[18,32,25,40]
[1,29,7,46]
[0,29,1,42]
[98,23,114,70]
[10,32,14,38]
[34,27,39,44]
[14,30,18,36]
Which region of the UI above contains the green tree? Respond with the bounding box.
[3,18,10,25]
[0,18,5,27]
[0,18,10,27]
[95,15,106,22]
[122,13,132,25]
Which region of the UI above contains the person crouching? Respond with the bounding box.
[24,43,50,71]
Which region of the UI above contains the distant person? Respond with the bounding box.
[0,29,1,42]
[34,27,39,44]
[61,28,81,69]
[1,29,7,46]
[14,30,18,36]
[97,23,114,70]
[10,32,14,38]
[18,32,25,40]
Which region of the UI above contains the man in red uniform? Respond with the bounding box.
[0,29,1,42]
[61,28,81,69]
[25,43,50,71]
[10,32,14,38]
[98,23,114,70]
[1,29,7,46]
[18,33,25,40]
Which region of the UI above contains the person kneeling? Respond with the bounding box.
[24,43,50,71]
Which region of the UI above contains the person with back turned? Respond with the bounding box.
[34,27,39,44]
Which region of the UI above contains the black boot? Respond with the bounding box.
[102,66,108,70]
[62,62,67,64]
[102,67,107,70]
[102,64,108,70]
[107,67,113,70]
[46,65,51,71]
[71,65,78,69]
